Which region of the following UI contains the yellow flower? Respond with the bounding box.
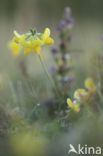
[32,39,42,54]
[9,31,26,56]
[14,31,26,44]
[23,41,33,55]
[42,28,54,45]
[9,28,54,56]
[24,46,32,55]
[9,41,21,56]
[74,88,88,101]
[67,98,80,112]
[23,39,42,55]
[85,78,96,93]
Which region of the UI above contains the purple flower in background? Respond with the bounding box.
[51,46,58,54]
[49,66,57,75]
[57,7,74,31]
[50,6,75,97]
[57,20,67,31]
[63,76,75,83]
[66,18,74,29]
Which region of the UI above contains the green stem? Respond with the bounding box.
[38,53,59,97]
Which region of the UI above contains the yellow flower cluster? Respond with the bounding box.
[9,28,54,56]
[67,78,96,113]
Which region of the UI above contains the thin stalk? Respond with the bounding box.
[38,53,60,97]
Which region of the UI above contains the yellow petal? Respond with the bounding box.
[24,47,32,55]
[43,28,50,39]
[9,41,21,56]
[67,98,74,109]
[19,35,26,44]
[44,37,54,45]
[14,30,21,38]
[13,35,25,44]
[13,30,26,44]
[67,98,80,112]
[74,88,88,100]
[33,39,42,46]
[34,46,41,54]
[85,78,96,92]
[74,105,80,112]
[23,41,31,47]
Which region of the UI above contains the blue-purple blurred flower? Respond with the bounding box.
[51,46,58,54]
[57,7,74,31]
[50,6,74,97]
[49,66,57,75]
